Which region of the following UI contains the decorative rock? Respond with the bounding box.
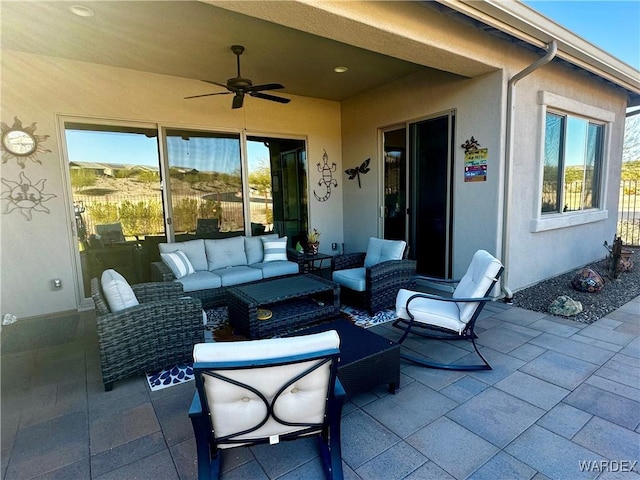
[571,268,605,293]
[549,295,583,317]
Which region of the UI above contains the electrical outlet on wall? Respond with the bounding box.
[331,243,337,251]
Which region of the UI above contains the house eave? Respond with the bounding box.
[437,0,640,100]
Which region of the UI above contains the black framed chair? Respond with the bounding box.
[393,249,504,370]
[189,331,345,480]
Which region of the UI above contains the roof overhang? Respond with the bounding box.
[437,0,640,106]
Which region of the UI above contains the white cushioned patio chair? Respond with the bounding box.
[393,249,504,371]
[189,331,345,480]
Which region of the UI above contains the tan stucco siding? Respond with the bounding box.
[340,67,505,276]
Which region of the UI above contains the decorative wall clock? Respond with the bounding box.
[1,116,51,168]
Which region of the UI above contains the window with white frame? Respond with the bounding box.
[542,111,604,214]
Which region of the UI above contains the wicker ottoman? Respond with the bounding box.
[227,274,340,339]
[292,318,400,397]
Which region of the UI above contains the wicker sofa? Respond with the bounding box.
[91,277,204,391]
[331,238,416,314]
[150,235,302,308]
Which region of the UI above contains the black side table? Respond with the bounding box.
[301,252,333,274]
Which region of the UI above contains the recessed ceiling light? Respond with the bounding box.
[334,66,349,73]
[70,5,94,17]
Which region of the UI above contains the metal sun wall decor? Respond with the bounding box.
[1,117,51,168]
[1,171,57,220]
[313,149,337,202]
[345,157,370,188]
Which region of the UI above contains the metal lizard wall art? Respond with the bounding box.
[313,149,337,202]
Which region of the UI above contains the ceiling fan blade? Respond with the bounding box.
[250,92,290,104]
[184,92,231,99]
[202,80,230,90]
[232,93,244,109]
[187,47,289,109]
[246,83,285,92]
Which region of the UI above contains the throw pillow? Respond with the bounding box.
[159,239,207,271]
[101,269,139,312]
[161,250,195,279]
[262,236,288,262]
[245,233,278,265]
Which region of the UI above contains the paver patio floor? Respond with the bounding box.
[1,294,638,479]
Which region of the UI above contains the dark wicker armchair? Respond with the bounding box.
[331,239,416,314]
[91,278,204,391]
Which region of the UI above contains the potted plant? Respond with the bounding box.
[307,228,321,255]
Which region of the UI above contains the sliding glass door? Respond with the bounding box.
[63,120,308,303]
[382,126,407,241]
[409,114,454,278]
[64,122,162,296]
[247,136,308,246]
[382,112,455,278]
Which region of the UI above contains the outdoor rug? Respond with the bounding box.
[145,304,398,391]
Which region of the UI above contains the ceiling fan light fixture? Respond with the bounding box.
[69,5,94,17]
[334,66,349,73]
[185,45,289,109]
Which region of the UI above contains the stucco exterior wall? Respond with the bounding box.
[506,60,627,291]
[340,50,628,289]
[340,68,505,278]
[1,51,342,319]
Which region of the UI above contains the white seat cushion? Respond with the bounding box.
[212,266,262,286]
[364,237,406,267]
[453,250,503,322]
[251,260,299,279]
[332,267,366,292]
[395,250,503,334]
[396,288,466,334]
[101,269,139,312]
[177,271,222,292]
[193,331,339,446]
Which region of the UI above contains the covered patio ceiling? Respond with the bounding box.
[0,1,490,103]
[3,1,636,106]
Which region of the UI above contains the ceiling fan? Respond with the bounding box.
[185,45,290,109]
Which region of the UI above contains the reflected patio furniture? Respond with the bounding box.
[195,218,220,239]
[85,243,144,285]
[393,249,504,371]
[95,222,128,245]
[251,222,266,235]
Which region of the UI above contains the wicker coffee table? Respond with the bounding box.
[291,318,400,397]
[227,274,340,339]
